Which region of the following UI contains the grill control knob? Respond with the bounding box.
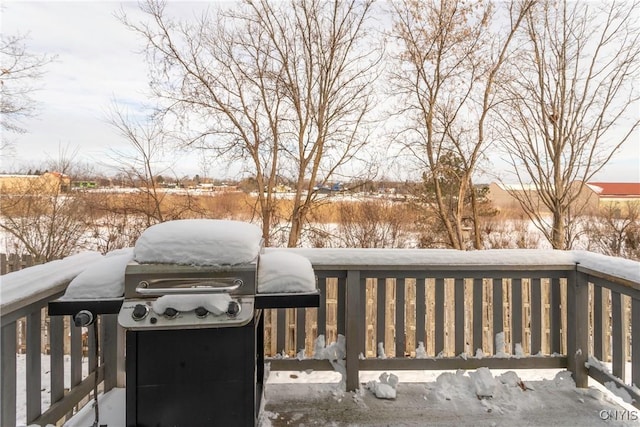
[195,307,208,318]
[226,301,241,318]
[164,307,179,319]
[132,304,149,321]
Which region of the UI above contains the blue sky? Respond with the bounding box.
[1,1,639,182]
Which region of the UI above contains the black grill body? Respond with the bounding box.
[125,316,262,427]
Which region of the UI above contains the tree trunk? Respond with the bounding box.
[551,208,566,249]
[469,181,483,250]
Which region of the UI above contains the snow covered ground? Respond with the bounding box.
[51,367,639,427]
[262,368,639,426]
[15,354,88,427]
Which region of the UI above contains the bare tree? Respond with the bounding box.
[496,0,640,249]
[106,107,203,226]
[119,0,382,246]
[0,171,88,262]
[107,108,167,225]
[82,192,151,254]
[0,31,55,148]
[389,0,532,249]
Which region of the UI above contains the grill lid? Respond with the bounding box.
[133,219,263,267]
[124,261,258,299]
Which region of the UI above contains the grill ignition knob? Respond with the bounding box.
[226,301,241,318]
[132,304,149,321]
[164,307,179,319]
[195,307,208,318]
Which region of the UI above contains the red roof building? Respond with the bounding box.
[586,182,640,200]
[488,181,640,214]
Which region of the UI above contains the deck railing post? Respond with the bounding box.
[566,269,589,388]
[345,269,361,391]
[1,322,17,427]
[632,296,640,393]
[102,314,122,391]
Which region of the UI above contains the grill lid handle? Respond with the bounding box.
[135,278,243,295]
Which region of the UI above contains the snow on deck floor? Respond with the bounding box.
[63,369,639,427]
[261,370,640,427]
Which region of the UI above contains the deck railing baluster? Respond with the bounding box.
[1,322,17,427]
[395,278,406,358]
[473,278,483,354]
[611,291,625,382]
[531,278,542,355]
[26,309,42,423]
[415,278,426,353]
[632,297,639,391]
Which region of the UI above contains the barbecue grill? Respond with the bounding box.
[49,220,319,427]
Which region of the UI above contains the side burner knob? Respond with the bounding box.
[164,307,179,319]
[226,301,241,318]
[74,310,94,327]
[194,307,208,318]
[131,304,149,321]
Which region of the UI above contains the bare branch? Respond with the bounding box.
[496,0,640,249]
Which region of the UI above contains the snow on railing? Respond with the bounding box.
[1,252,119,427]
[1,248,639,426]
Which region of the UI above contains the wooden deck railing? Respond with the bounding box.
[0,254,124,427]
[263,249,639,406]
[1,249,638,426]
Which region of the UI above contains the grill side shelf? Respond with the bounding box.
[255,292,319,309]
[48,298,124,316]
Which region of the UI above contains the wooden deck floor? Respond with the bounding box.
[260,371,638,427]
[65,371,638,427]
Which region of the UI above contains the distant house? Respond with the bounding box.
[72,181,98,189]
[488,181,640,214]
[585,182,640,205]
[487,182,551,214]
[0,172,71,195]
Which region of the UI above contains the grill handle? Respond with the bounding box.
[135,278,243,295]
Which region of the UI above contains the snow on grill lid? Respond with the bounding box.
[134,220,262,266]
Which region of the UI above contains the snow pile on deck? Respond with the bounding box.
[367,372,399,399]
[469,367,498,398]
[60,248,133,299]
[313,334,346,361]
[134,219,262,266]
[258,251,316,293]
[429,368,588,415]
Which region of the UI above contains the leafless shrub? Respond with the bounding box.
[481,215,543,249]
[337,199,416,248]
[1,181,90,261]
[584,202,640,261]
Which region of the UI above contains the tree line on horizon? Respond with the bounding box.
[1,170,639,263]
